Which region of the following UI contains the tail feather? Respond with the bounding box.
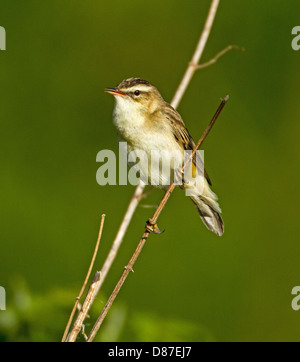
[182,167,224,236]
[190,192,224,236]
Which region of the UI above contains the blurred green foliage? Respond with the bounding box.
[1,0,300,341]
[0,279,213,342]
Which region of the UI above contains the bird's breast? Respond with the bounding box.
[112,102,184,187]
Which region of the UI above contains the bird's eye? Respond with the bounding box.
[134,90,140,96]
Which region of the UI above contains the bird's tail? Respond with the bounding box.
[187,181,224,236]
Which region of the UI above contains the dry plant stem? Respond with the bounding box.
[64,185,143,342]
[171,0,220,109]
[67,271,102,342]
[86,234,149,342]
[91,0,221,299]
[86,95,228,342]
[196,45,244,70]
[61,214,106,342]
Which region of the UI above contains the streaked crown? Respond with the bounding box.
[116,77,163,102]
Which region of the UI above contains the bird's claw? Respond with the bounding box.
[145,219,165,234]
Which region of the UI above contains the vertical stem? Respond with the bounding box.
[171,0,220,109]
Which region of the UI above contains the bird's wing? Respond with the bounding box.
[164,104,212,185]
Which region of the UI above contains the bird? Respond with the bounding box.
[105,77,224,236]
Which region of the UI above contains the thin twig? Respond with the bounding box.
[61,214,106,342]
[196,45,244,70]
[171,0,221,109]
[86,95,229,342]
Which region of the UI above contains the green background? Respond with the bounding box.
[0,0,300,342]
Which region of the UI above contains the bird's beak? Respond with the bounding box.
[105,88,127,97]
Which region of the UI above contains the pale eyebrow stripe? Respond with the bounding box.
[120,85,152,93]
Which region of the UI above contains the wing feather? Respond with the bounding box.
[164,103,212,185]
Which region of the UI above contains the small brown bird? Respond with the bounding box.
[105,78,224,236]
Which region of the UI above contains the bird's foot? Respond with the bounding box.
[145,219,165,234]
